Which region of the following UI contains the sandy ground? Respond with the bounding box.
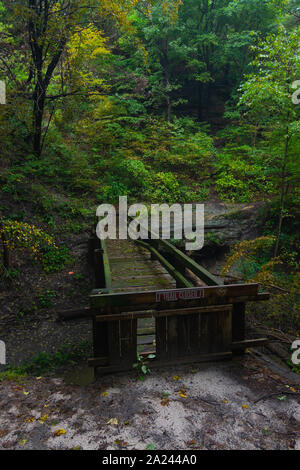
[0,355,299,451]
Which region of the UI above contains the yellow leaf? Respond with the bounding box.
[222,399,229,404]
[173,376,180,381]
[179,393,187,398]
[53,429,66,437]
[40,415,49,424]
[23,391,29,396]
[290,387,296,393]
[19,439,27,446]
[242,404,249,409]
[107,418,118,426]
[26,417,35,423]
[102,392,108,397]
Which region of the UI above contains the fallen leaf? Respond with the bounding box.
[173,376,180,381]
[26,417,35,423]
[53,429,66,437]
[19,439,27,446]
[277,396,286,401]
[222,399,229,404]
[179,393,187,398]
[36,377,42,380]
[146,444,156,450]
[185,440,196,446]
[262,426,269,435]
[102,392,108,397]
[290,387,296,393]
[242,404,249,409]
[23,391,29,396]
[161,398,170,406]
[107,418,118,426]
[39,415,49,424]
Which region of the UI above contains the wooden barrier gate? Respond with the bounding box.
[87,228,270,375]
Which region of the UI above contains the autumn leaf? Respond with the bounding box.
[173,376,180,381]
[23,391,29,396]
[39,415,49,424]
[161,398,170,406]
[102,392,108,397]
[107,418,118,426]
[26,417,35,423]
[222,399,229,404]
[19,439,27,446]
[53,429,66,437]
[242,404,249,409]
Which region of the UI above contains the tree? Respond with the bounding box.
[0,0,138,156]
[239,27,300,257]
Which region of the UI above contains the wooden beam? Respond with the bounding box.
[95,304,232,322]
[57,307,91,321]
[100,239,112,292]
[89,351,233,371]
[136,240,192,288]
[231,338,269,350]
[90,283,259,310]
[155,238,222,286]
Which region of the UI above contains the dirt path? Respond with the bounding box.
[0,355,299,450]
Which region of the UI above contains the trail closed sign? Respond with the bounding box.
[156,288,205,303]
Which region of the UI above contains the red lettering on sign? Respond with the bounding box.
[156,288,205,303]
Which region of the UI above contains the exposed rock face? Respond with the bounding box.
[173,202,265,271]
[202,202,264,251]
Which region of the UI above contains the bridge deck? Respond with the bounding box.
[106,238,177,353]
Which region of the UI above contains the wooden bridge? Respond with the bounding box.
[59,219,270,376]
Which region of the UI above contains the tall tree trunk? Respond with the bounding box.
[274,128,289,258]
[33,81,46,157]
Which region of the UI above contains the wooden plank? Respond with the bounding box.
[231,338,269,350]
[90,284,259,310]
[100,239,113,292]
[107,319,121,365]
[57,307,91,321]
[232,302,245,355]
[166,316,179,359]
[95,304,232,322]
[120,319,138,366]
[136,240,192,288]
[89,351,233,372]
[156,239,222,286]
[156,317,168,361]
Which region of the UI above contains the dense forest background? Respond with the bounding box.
[0,1,299,357]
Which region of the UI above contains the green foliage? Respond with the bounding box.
[3,341,93,377]
[214,144,274,202]
[133,353,156,381]
[41,245,73,273]
[38,290,57,308]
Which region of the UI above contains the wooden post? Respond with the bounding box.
[232,302,246,355]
